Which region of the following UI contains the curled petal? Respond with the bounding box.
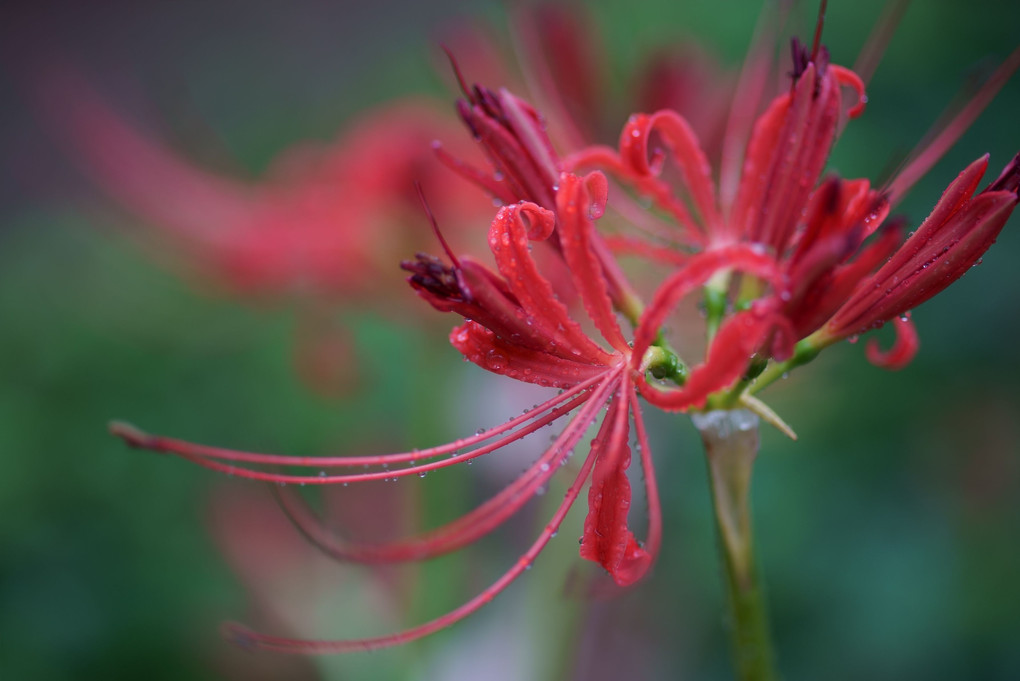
[865,314,919,370]
[631,244,781,365]
[619,110,719,231]
[638,309,779,411]
[830,64,867,118]
[564,143,708,247]
[490,202,614,364]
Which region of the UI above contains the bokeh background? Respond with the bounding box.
[2,1,1019,679]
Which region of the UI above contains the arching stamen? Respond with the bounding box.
[218,384,615,654]
[108,373,603,471]
[886,45,1020,206]
[811,0,828,62]
[719,6,781,217]
[830,65,867,118]
[853,0,911,86]
[414,181,460,268]
[273,372,624,564]
[441,45,472,100]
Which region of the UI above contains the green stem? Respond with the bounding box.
[692,409,777,681]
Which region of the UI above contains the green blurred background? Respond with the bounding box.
[2,1,1019,679]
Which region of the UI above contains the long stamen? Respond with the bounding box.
[810,0,828,61]
[168,389,586,486]
[719,4,780,217]
[886,45,1020,205]
[441,45,472,100]
[414,181,460,268]
[109,374,603,470]
[274,372,624,564]
[507,6,590,151]
[219,382,617,654]
[853,0,911,86]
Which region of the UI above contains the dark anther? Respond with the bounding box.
[401,254,468,303]
[790,37,810,80]
[988,152,1020,194]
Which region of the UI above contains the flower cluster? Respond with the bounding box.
[112,6,1018,655]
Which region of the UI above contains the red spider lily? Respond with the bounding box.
[112,158,789,651]
[33,70,492,395]
[566,33,1020,373]
[36,74,489,300]
[112,171,663,652]
[110,4,1020,656]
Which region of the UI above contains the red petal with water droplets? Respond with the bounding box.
[619,110,719,232]
[556,173,629,352]
[452,322,615,388]
[729,92,791,242]
[829,155,1018,335]
[579,384,649,586]
[489,202,615,364]
[790,223,902,338]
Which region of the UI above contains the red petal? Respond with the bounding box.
[579,384,646,585]
[490,203,614,364]
[452,322,617,388]
[638,309,779,411]
[631,244,780,365]
[556,173,629,352]
[830,156,1018,334]
[865,314,919,370]
[619,110,719,232]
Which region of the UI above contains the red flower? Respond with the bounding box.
[111,4,1020,655]
[36,72,489,300]
[112,144,788,650]
[566,35,1019,372]
[112,169,667,652]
